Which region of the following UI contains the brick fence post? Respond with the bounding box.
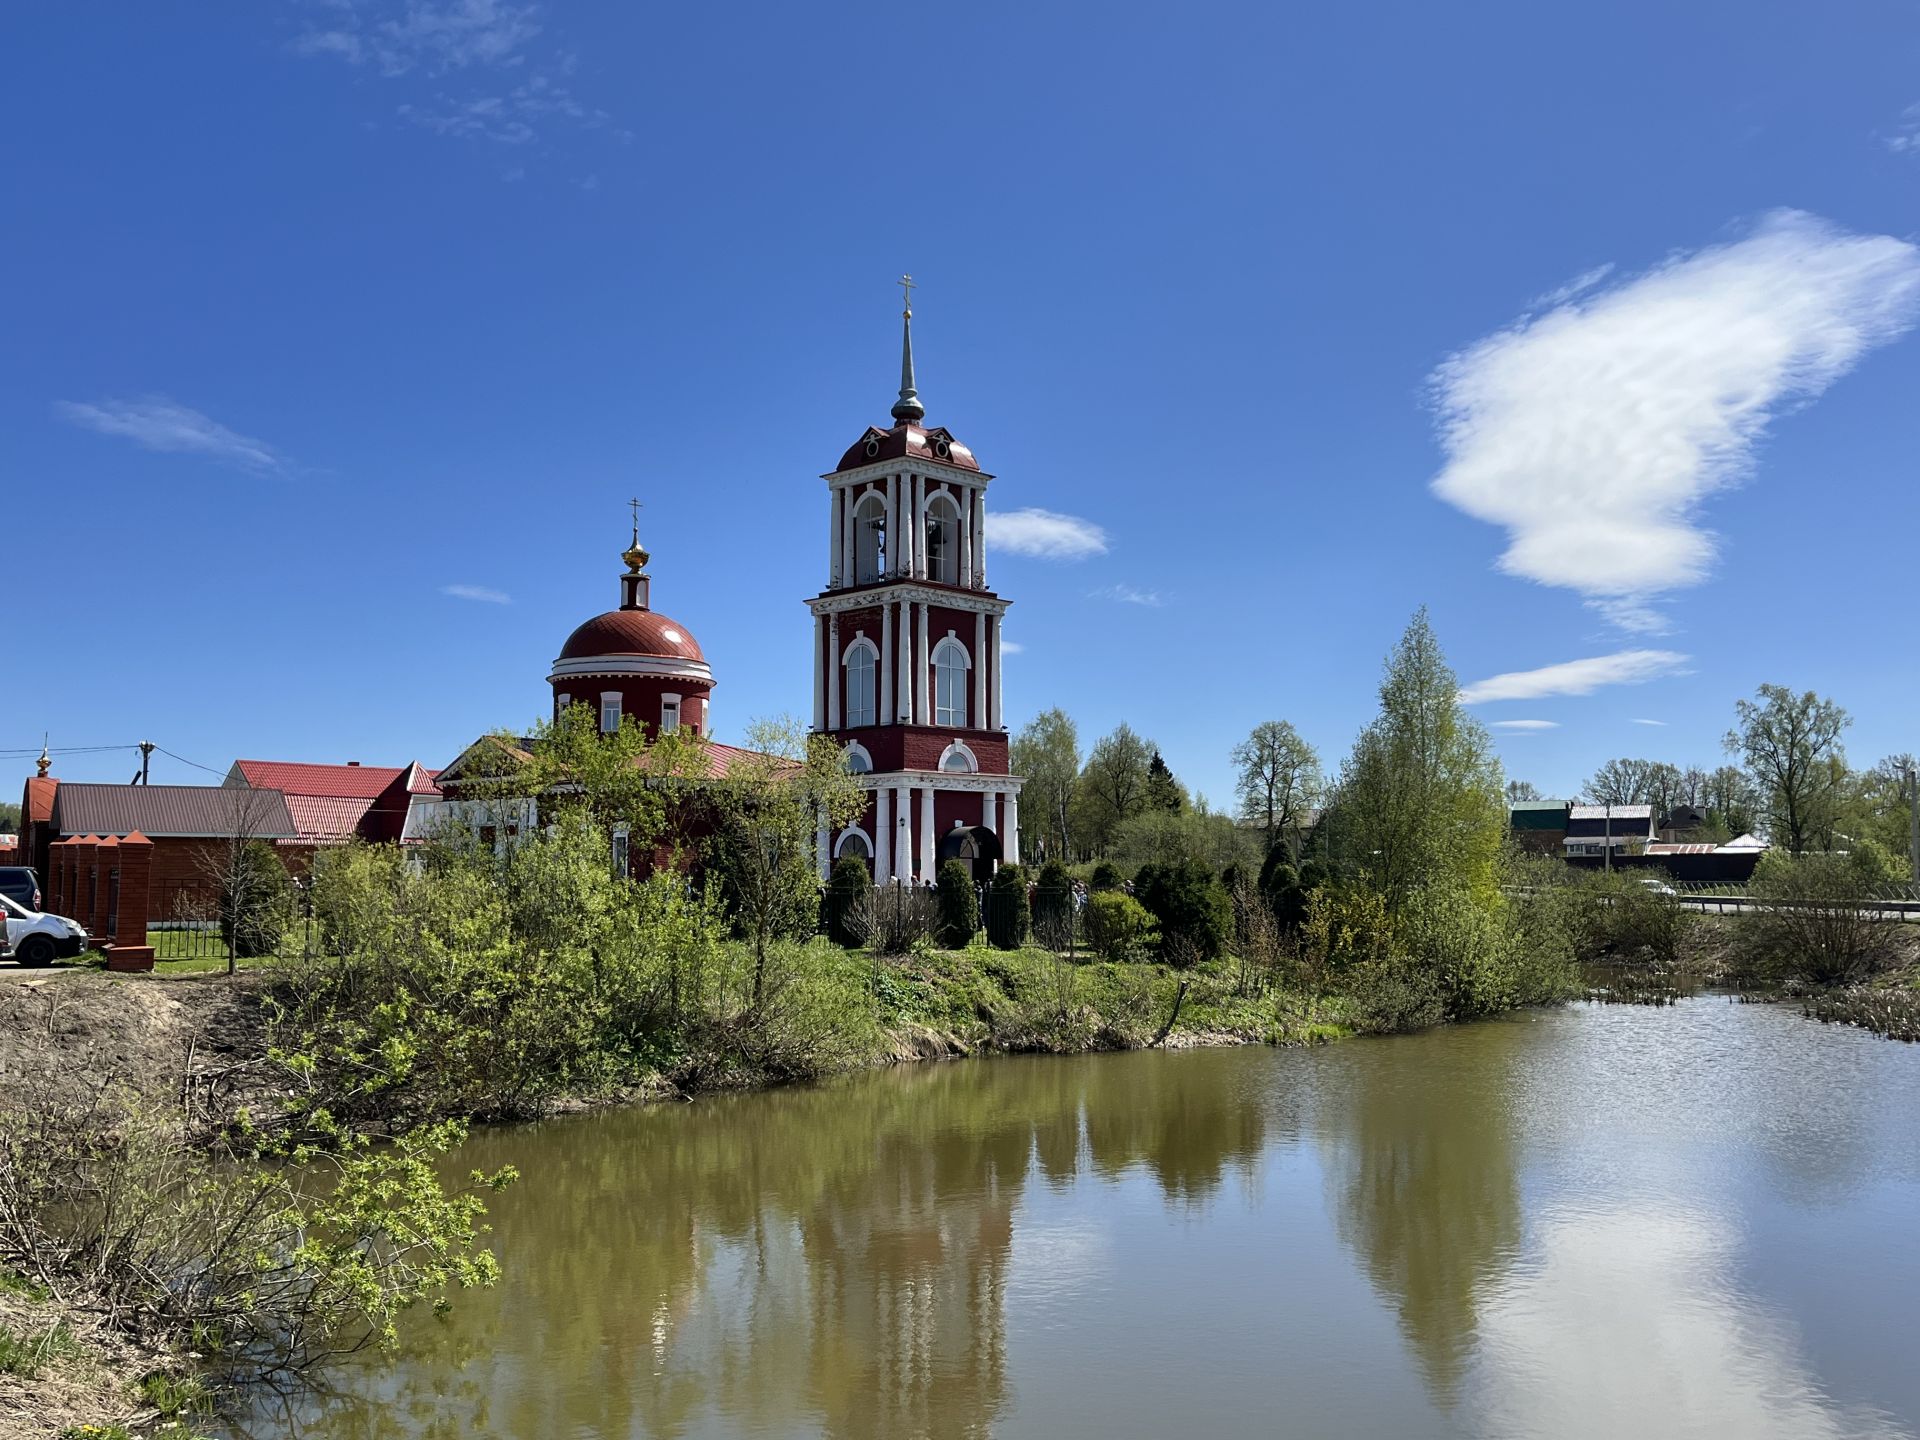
[74,837,98,937]
[107,830,155,973]
[93,835,119,945]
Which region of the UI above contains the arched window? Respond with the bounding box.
[854,493,886,583]
[844,741,873,774]
[835,828,873,862]
[939,739,978,773]
[843,639,877,728]
[924,492,960,585]
[932,637,971,728]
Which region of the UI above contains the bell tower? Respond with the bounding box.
[808,281,1022,884]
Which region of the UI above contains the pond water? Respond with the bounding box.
[235,998,1920,1439]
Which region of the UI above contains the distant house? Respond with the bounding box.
[1508,800,1571,855]
[224,759,443,860]
[1563,804,1657,858]
[1657,804,1708,842]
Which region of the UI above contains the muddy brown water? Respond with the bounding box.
[233,998,1920,1439]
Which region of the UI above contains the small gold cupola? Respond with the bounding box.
[620,498,651,611]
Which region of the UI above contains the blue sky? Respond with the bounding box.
[6,0,1920,805]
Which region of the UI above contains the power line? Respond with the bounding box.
[153,746,227,777]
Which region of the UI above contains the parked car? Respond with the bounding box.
[1,892,89,966]
[1634,876,1678,896]
[0,866,42,912]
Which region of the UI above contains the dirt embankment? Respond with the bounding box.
[0,972,272,1440]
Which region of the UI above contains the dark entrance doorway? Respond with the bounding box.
[938,822,1002,883]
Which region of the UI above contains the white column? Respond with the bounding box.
[1004,791,1020,864]
[879,601,893,724]
[812,615,826,730]
[830,489,843,587]
[884,474,897,578]
[915,603,930,725]
[917,784,935,884]
[912,475,926,578]
[973,490,987,590]
[959,485,974,588]
[826,613,841,729]
[896,600,911,721]
[982,789,998,834]
[894,785,912,883]
[973,611,986,730]
[875,787,892,884]
[990,614,1004,729]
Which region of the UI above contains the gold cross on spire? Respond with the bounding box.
[628,496,643,545]
[898,273,916,316]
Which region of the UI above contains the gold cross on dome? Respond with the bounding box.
[898,274,916,314]
[628,496,643,543]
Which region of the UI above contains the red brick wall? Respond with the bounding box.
[553,677,714,740]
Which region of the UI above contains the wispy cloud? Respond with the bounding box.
[294,0,542,77]
[55,397,281,473]
[999,640,1024,655]
[986,508,1109,560]
[1091,584,1162,608]
[1491,719,1559,731]
[1884,103,1920,154]
[1430,211,1920,633]
[1529,263,1614,311]
[1631,717,1668,727]
[1459,649,1690,704]
[442,583,511,604]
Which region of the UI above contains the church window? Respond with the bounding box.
[933,636,970,727]
[600,693,622,734]
[940,740,978,773]
[661,694,682,734]
[845,642,877,727]
[612,825,630,879]
[855,494,886,583]
[844,742,873,774]
[836,830,872,862]
[925,494,958,584]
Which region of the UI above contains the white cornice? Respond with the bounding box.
[855,769,1025,795]
[821,458,996,488]
[809,585,1009,618]
[549,655,715,684]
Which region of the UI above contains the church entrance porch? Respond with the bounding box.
[938,822,1002,883]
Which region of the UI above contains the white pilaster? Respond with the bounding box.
[912,475,926,578]
[1004,791,1020,864]
[990,614,1004,729]
[880,602,893,724]
[973,611,986,729]
[830,489,843,588]
[897,600,912,721]
[875,788,892,885]
[884,474,897,579]
[894,785,912,883]
[826,613,841,729]
[917,784,935,884]
[973,490,987,590]
[812,615,826,730]
[959,485,973,588]
[915,603,930,725]
[982,789,998,834]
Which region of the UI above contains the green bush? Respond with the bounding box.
[1084,891,1154,961]
[987,864,1030,949]
[825,856,870,947]
[1089,861,1123,892]
[1032,860,1074,949]
[935,860,979,947]
[221,840,294,958]
[1739,851,1898,986]
[1133,860,1231,964]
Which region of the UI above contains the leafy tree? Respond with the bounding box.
[1010,708,1081,864]
[1233,720,1323,856]
[1133,860,1231,964]
[1145,749,1186,813]
[1504,779,1541,803]
[1089,861,1123,892]
[222,839,293,959]
[935,859,979,947]
[1582,758,1683,813]
[711,717,868,1011]
[987,863,1030,949]
[1076,723,1154,855]
[0,801,18,832]
[1325,610,1506,909]
[1703,764,1759,837]
[1725,685,1850,854]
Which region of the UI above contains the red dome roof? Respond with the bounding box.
[832,422,985,476]
[558,609,707,664]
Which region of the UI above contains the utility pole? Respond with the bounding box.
[1906,762,1919,898]
[137,740,154,785]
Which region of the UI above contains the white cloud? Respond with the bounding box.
[1884,103,1920,154]
[1491,719,1559,731]
[1430,211,1920,631]
[1091,584,1162,608]
[295,0,542,77]
[442,583,511,604]
[1631,717,1668,727]
[1459,649,1690,704]
[985,508,1109,560]
[55,397,280,472]
[1529,262,1614,311]
[999,640,1024,655]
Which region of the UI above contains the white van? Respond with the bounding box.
[0,892,90,967]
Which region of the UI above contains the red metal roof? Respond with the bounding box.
[282,794,378,844]
[232,759,441,800]
[557,609,708,664]
[23,777,56,826]
[831,422,985,476]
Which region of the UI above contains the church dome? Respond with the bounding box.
[831,422,984,476]
[558,609,706,664]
